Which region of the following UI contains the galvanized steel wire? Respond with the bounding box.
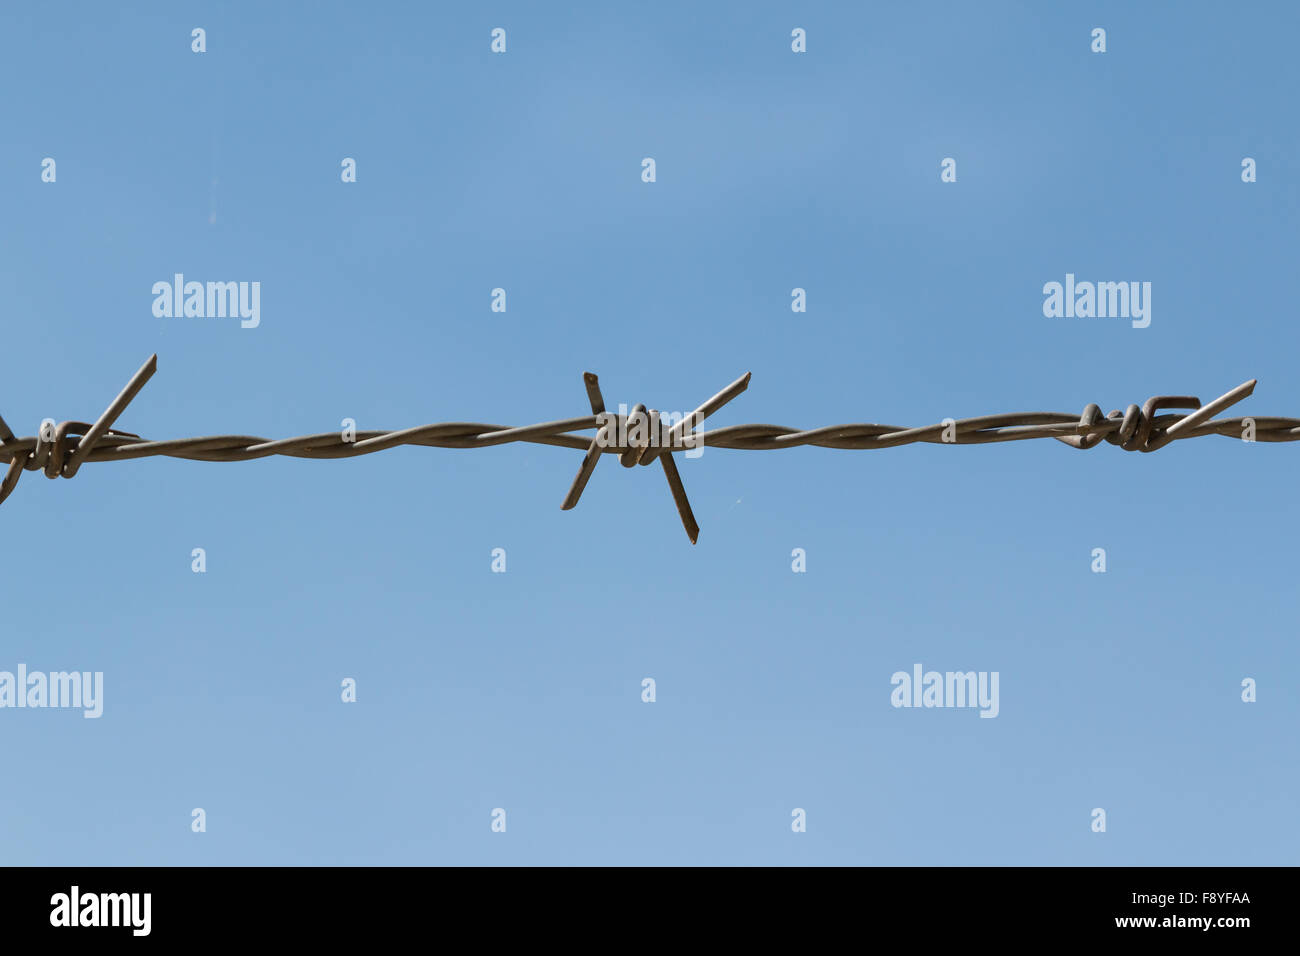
[1,355,1293,542]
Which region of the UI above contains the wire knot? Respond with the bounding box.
[23,420,142,479]
[560,371,752,543]
[1060,391,1244,453]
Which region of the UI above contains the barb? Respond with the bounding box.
[0,357,1293,543]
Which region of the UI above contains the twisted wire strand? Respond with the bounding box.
[2,412,1298,466]
[0,356,1291,541]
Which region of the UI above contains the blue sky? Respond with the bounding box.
[1,0,1297,865]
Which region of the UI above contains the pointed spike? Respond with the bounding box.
[1163,379,1257,441]
[62,354,157,478]
[659,451,699,544]
[666,371,751,448]
[583,372,605,415]
[0,455,25,506]
[561,425,609,510]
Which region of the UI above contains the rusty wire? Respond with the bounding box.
[1,355,1294,542]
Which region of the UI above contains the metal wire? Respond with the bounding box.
[1,355,1293,543]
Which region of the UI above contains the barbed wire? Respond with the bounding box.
[1,355,1293,542]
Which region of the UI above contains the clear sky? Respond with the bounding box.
[1,1,1296,865]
